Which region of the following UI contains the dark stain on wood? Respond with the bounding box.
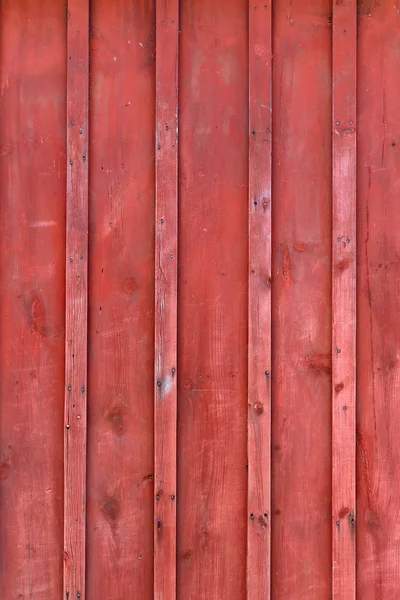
[305,353,332,374]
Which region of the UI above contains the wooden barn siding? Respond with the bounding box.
[0,1,398,599]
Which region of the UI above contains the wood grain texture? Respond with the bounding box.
[357,2,400,598]
[2,1,400,597]
[271,1,332,598]
[177,1,248,597]
[64,1,89,598]
[154,1,179,598]
[247,2,272,599]
[86,2,155,598]
[332,1,357,598]
[0,2,66,597]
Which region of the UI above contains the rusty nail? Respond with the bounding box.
[250,513,254,520]
[337,349,341,353]
[81,386,85,393]
[157,381,162,387]
[171,495,175,500]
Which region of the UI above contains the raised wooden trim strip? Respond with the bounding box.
[64,2,89,598]
[154,1,179,598]
[247,2,272,599]
[332,1,357,598]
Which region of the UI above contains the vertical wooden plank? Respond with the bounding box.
[64,1,89,598]
[357,3,400,598]
[154,1,178,598]
[271,1,332,598]
[247,2,272,599]
[177,1,248,597]
[332,1,356,598]
[86,2,156,598]
[0,1,66,597]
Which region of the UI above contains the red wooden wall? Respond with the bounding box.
[0,1,399,598]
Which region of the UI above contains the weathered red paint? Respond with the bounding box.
[1,1,400,598]
[86,2,155,598]
[357,2,400,598]
[0,2,66,597]
[271,1,332,598]
[247,1,272,598]
[177,1,248,597]
[332,1,357,598]
[64,1,89,597]
[154,1,179,598]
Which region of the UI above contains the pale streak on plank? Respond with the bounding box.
[64,1,89,598]
[332,1,357,598]
[154,1,179,598]
[247,2,272,599]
